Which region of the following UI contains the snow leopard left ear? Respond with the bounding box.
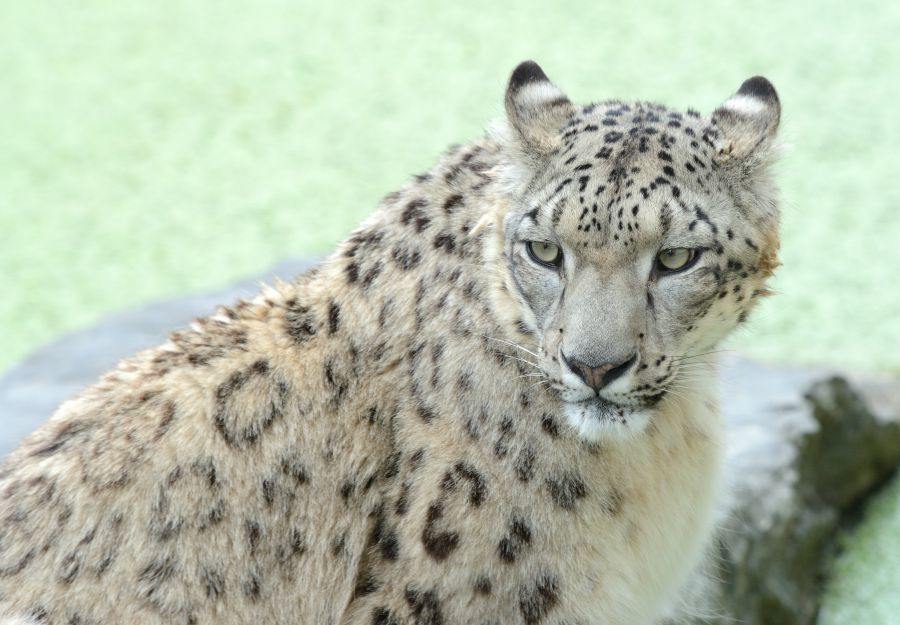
[504,61,577,158]
[709,76,781,165]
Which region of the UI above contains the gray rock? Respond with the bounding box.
[1,259,899,625]
[684,359,900,625]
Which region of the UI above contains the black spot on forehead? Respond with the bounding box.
[559,101,712,174]
[527,100,718,251]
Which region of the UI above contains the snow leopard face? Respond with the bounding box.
[499,62,781,441]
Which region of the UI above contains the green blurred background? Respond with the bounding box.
[1,0,898,620]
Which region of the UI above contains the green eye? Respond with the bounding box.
[526,241,563,267]
[656,248,697,272]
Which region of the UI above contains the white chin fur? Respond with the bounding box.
[563,401,652,442]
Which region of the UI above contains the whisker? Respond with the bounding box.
[671,349,731,363]
[495,353,541,371]
[482,335,541,359]
[527,380,552,393]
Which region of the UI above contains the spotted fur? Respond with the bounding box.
[0,61,781,625]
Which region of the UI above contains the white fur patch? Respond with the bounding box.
[723,94,768,117]
[517,81,566,108]
[0,616,42,625]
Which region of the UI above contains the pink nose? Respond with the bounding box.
[562,352,637,392]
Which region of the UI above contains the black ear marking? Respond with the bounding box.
[508,61,551,93]
[737,76,778,103]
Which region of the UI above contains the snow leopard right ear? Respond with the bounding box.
[504,61,577,158]
[709,76,781,166]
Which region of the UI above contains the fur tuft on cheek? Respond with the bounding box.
[757,224,782,279]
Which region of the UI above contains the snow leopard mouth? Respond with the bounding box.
[563,396,653,441]
[573,396,626,421]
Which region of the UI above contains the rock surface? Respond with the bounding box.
[1,259,898,623]
[682,362,900,625]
